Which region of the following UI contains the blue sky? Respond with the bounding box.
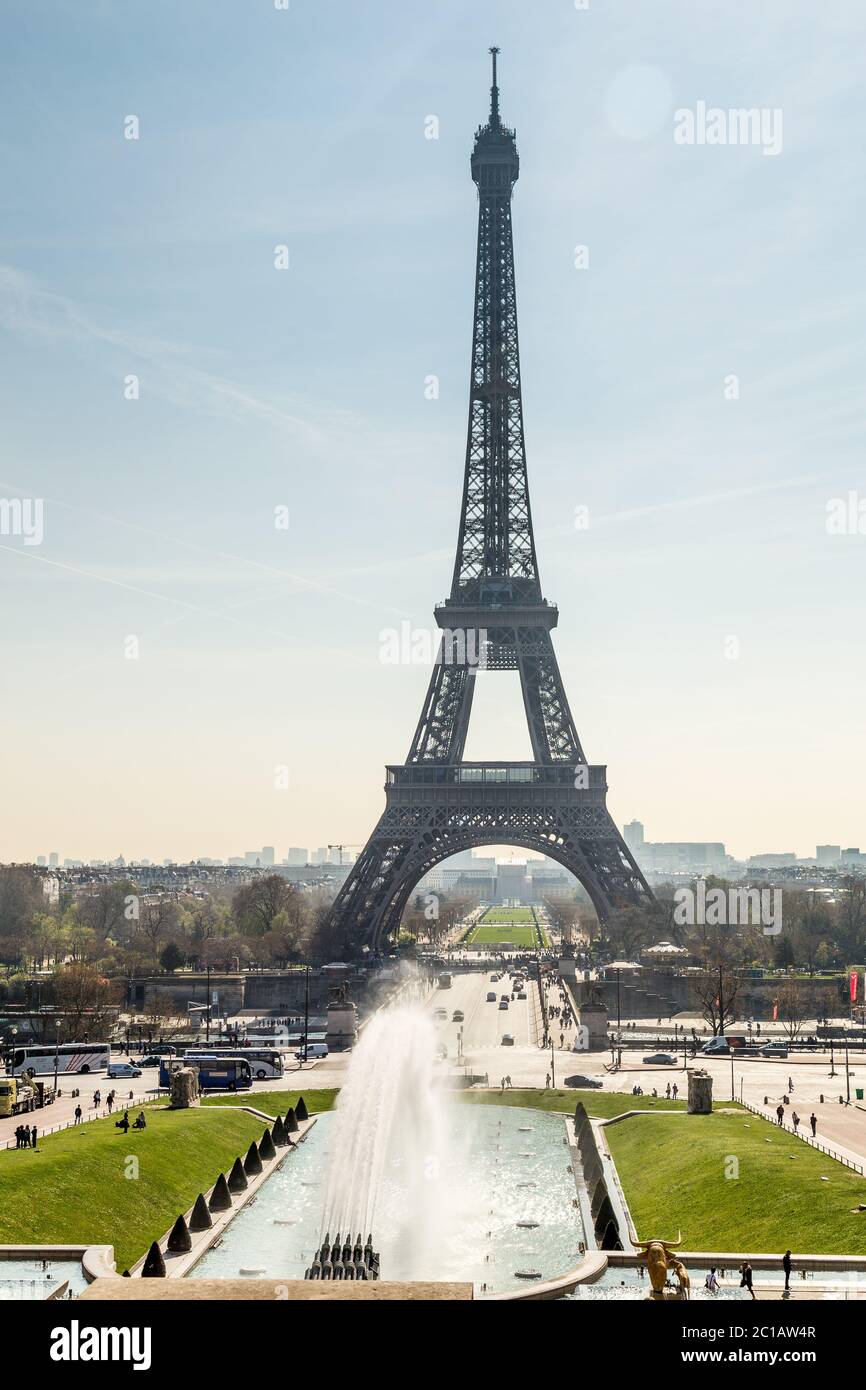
[1,0,864,863]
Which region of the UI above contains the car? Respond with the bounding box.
[498,999,509,1010]
[501,1033,515,1046]
[490,974,500,982]
[758,1043,789,1058]
[135,1055,162,1067]
[107,1062,142,1079]
[642,1053,677,1065]
[486,992,497,1002]
[500,994,509,1002]
[433,1008,448,1021]
[452,1010,464,1022]
[517,991,527,1000]
[564,1074,603,1089]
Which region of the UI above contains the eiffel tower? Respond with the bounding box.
[330,50,655,950]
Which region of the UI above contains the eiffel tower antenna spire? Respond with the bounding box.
[489,45,500,125]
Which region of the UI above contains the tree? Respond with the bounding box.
[837,876,866,961]
[232,876,308,947]
[0,867,44,968]
[159,941,186,974]
[691,961,741,1035]
[774,980,814,1041]
[50,963,122,1042]
[139,898,179,966]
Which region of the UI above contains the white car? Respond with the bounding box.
[107,1062,142,1079]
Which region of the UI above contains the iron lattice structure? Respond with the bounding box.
[330,52,655,949]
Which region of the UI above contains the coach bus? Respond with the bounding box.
[6,1042,111,1076]
[195,1049,284,1080]
[158,1055,252,1091]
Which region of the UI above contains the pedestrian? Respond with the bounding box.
[506,1075,512,1088]
[665,1083,671,1099]
[545,1072,551,1088]
[14,1125,23,1149]
[672,1083,678,1100]
[792,1111,800,1133]
[500,1076,505,1092]
[810,1112,817,1138]
[782,1249,792,1291]
[74,1104,82,1124]
[776,1104,784,1126]
[788,1076,794,1093]
[30,1125,37,1150]
[107,1093,113,1114]
[705,1267,720,1294]
[739,1262,755,1299]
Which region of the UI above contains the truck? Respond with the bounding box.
[0,1076,56,1118]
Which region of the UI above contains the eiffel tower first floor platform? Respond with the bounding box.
[329,762,656,951]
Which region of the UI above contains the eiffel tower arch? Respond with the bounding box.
[329,51,655,952]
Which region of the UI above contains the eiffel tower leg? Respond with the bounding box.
[406,644,476,763]
[518,629,585,765]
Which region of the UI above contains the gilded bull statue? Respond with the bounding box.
[630,1229,688,1299]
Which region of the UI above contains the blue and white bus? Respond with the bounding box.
[7,1042,111,1076]
[195,1049,284,1081]
[159,1056,252,1091]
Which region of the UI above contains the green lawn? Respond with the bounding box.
[466,924,539,946]
[203,1089,338,1117]
[481,907,535,923]
[465,906,547,948]
[455,1088,737,1119]
[0,1104,265,1271]
[606,1111,866,1254]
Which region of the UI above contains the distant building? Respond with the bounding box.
[747,853,797,868]
[842,847,865,867]
[285,847,308,866]
[816,845,841,865]
[261,846,275,866]
[36,855,45,866]
[48,852,59,868]
[624,821,645,853]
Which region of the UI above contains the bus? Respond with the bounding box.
[6,1042,111,1076]
[195,1049,284,1080]
[437,973,452,989]
[159,1056,252,1091]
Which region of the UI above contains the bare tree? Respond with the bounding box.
[774,980,814,1041]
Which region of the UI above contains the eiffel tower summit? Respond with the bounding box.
[331,50,655,950]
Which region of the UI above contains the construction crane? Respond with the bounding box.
[327,844,359,867]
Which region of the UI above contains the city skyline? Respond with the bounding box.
[2,0,865,864]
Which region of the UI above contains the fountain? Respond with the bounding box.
[311,1005,447,1280]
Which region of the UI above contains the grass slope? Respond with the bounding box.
[0,1104,264,1271]
[203,1089,338,1116]
[606,1111,866,1254]
[454,1088,733,1119]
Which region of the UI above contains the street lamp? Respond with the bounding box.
[844,1029,851,1105]
[550,1039,556,1090]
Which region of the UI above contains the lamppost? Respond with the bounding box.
[302,962,310,1067]
[550,1039,556,1089]
[844,1029,851,1104]
[205,965,211,1045]
[53,1027,60,1094]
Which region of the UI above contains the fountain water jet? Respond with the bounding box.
[315,1005,447,1277]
